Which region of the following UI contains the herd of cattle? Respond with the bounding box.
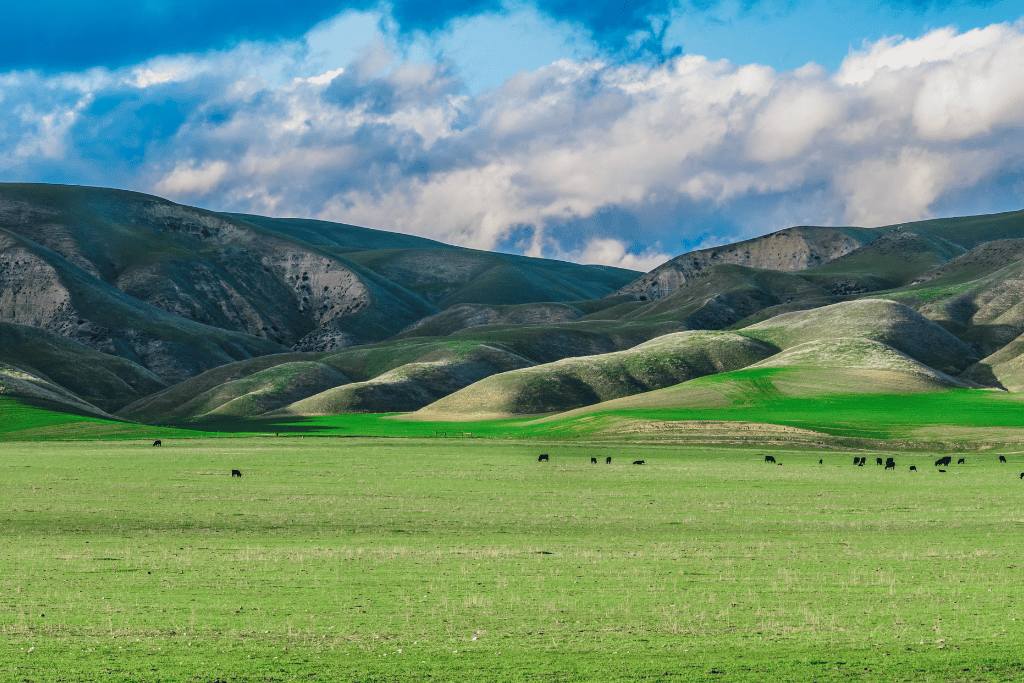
[763,453,1019,475]
[536,452,1022,474]
[538,454,643,465]
[149,438,1023,478]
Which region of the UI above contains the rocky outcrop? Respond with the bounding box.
[0,227,290,385]
[617,226,880,300]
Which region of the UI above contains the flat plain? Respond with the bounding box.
[2,436,1024,681]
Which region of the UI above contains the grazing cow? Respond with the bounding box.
[591,457,597,464]
[1020,472,1024,479]
[765,455,777,464]
[153,440,161,447]
[957,458,965,465]
[876,457,883,466]
[885,460,895,470]
[1000,456,1008,463]
[935,456,952,467]
[910,466,917,472]
[633,460,645,465]
[538,454,549,462]
[231,469,242,477]
[853,457,860,465]
[819,459,823,464]
[606,457,611,464]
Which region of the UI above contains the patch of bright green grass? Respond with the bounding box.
[11,380,1024,446]
[590,386,1024,440]
[2,438,1024,681]
[0,397,221,441]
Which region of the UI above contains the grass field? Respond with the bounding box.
[2,437,1024,681]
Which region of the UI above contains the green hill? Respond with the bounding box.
[412,331,777,419]
[0,224,290,384]
[274,343,533,416]
[141,361,351,422]
[6,184,1024,430]
[345,248,639,308]
[547,357,968,424]
[0,321,166,412]
[737,299,979,375]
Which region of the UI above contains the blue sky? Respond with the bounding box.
[2,0,1024,269]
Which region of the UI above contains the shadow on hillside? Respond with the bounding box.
[165,416,340,435]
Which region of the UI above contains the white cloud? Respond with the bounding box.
[748,84,844,162]
[836,24,1011,86]
[304,67,345,85]
[3,17,1024,269]
[154,160,230,196]
[572,237,672,271]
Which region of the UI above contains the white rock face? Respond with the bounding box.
[619,226,879,300]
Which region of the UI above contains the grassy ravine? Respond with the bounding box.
[3,438,1024,682]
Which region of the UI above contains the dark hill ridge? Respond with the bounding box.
[0,321,166,414]
[228,213,457,253]
[236,213,639,308]
[0,224,289,384]
[0,183,440,353]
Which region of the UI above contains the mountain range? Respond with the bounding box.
[3,182,1024,426]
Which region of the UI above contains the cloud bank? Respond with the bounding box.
[2,17,1024,270]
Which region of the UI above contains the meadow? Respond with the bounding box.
[2,436,1024,681]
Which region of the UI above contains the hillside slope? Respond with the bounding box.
[738,299,980,376]
[0,225,290,384]
[0,321,167,412]
[618,225,880,300]
[0,183,439,353]
[545,342,972,424]
[412,331,777,419]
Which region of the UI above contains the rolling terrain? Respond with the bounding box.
[4,182,1024,430]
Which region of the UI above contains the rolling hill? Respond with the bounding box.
[5,182,1024,429]
[412,331,776,419]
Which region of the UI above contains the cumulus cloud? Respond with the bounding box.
[2,17,1024,269]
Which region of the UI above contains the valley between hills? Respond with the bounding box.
[5,181,1024,447]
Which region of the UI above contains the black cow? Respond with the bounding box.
[853,457,860,465]
[935,456,952,467]
[231,469,242,477]
[1000,456,1008,463]
[153,440,162,447]
[765,455,777,464]
[591,457,597,464]
[885,460,895,470]
[957,458,965,465]
[910,466,917,472]
[1019,472,1024,479]
[606,457,611,464]
[939,469,946,473]
[876,457,883,466]
[819,459,823,464]
[538,454,549,462]
[633,460,645,465]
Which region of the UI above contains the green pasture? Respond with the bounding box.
[545,381,1024,442]
[8,384,1024,446]
[2,437,1024,681]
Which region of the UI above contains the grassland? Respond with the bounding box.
[2,437,1024,682]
